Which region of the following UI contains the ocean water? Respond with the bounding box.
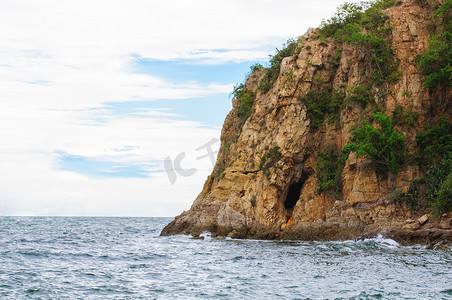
[0,217,451,299]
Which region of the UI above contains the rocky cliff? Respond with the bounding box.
[162,0,451,245]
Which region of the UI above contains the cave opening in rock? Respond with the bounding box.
[284,171,311,213]
[284,180,303,211]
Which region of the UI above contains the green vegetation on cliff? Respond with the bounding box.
[300,88,344,129]
[392,105,419,126]
[416,119,452,167]
[232,83,255,120]
[418,121,452,214]
[345,84,375,105]
[344,112,406,175]
[396,120,452,215]
[315,147,348,198]
[259,146,283,178]
[255,0,402,94]
[315,112,406,198]
[319,0,400,85]
[416,0,451,88]
[318,0,397,38]
[259,39,298,92]
[314,114,452,216]
[426,154,452,215]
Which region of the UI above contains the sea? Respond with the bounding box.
[0,217,451,299]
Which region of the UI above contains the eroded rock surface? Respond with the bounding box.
[161,0,451,243]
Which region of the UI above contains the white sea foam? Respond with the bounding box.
[374,233,400,247]
[200,231,212,241]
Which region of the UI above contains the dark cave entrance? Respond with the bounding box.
[284,171,311,213]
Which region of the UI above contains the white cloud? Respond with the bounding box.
[0,153,209,216]
[0,0,357,216]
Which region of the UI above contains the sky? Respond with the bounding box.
[0,0,356,217]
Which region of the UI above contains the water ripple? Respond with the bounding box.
[0,217,451,299]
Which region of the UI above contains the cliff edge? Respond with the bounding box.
[162,0,451,247]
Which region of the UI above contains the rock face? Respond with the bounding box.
[161,0,451,241]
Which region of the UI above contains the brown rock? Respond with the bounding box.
[387,229,452,246]
[418,214,429,225]
[403,222,421,230]
[439,218,452,230]
[161,1,449,245]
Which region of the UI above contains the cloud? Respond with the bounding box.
[0,0,358,216]
[0,154,211,216]
[55,151,159,178]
